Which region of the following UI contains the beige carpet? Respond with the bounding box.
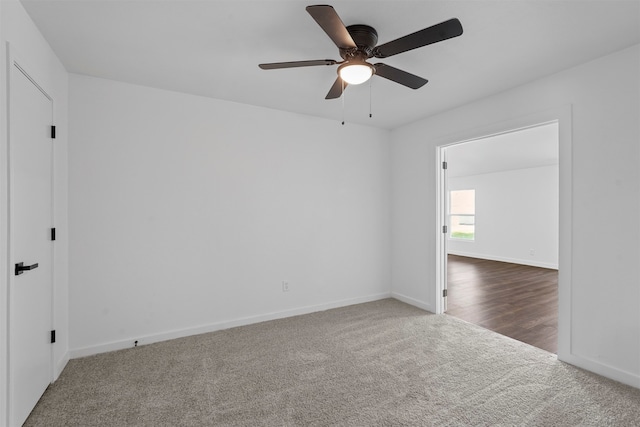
[25,299,640,426]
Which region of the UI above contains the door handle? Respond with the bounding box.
[15,262,39,276]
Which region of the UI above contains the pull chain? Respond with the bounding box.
[369,78,373,118]
[341,79,345,125]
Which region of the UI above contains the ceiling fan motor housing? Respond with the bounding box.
[341,24,378,59]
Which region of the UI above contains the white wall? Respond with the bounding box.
[68,74,391,356]
[0,0,69,424]
[391,44,640,388]
[448,165,559,269]
[2,5,636,414]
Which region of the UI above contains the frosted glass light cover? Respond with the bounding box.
[339,64,373,85]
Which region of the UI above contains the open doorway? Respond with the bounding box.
[440,122,559,353]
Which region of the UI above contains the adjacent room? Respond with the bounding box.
[1,0,639,425]
[444,123,560,354]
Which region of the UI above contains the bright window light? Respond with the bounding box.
[449,189,475,240]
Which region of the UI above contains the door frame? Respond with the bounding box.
[435,106,572,360]
[3,43,56,426]
[435,147,448,314]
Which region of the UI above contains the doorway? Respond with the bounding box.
[8,57,55,426]
[438,121,560,353]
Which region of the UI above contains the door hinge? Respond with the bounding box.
[50,125,56,139]
[51,227,56,241]
[50,330,56,344]
[442,161,447,169]
[443,289,448,298]
[443,225,448,234]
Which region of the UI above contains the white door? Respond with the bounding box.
[9,61,54,426]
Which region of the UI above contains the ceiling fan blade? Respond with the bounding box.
[373,18,463,58]
[374,63,428,89]
[259,59,337,70]
[306,5,357,49]
[325,77,347,99]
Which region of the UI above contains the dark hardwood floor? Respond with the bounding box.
[446,255,558,354]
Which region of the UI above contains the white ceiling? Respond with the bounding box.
[21,0,640,129]
[445,122,558,177]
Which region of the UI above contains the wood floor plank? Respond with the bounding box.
[446,255,558,353]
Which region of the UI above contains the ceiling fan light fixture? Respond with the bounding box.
[338,62,374,85]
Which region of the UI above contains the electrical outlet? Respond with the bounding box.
[529,249,535,256]
[282,282,290,292]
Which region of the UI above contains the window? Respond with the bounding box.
[449,189,475,240]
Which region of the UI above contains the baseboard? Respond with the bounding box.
[69,292,392,359]
[448,250,558,270]
[390,292,434,313]
[559,352,640,390]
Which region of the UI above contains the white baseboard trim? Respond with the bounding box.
[69,292,392,359]
[390,292,434,313]
[559,352,640,390]
[448,250,558,270]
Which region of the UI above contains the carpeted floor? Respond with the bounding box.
[25,299,640,426]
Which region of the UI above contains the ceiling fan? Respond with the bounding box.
[259,5,463,100]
